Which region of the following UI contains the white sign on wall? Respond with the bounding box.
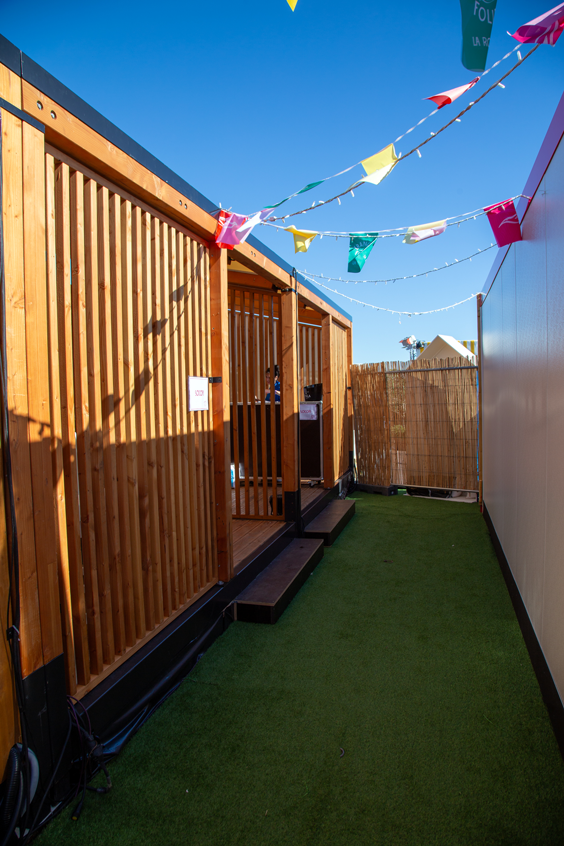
[188,376,209,411]
[299,402,318,421]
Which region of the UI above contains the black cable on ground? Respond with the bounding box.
[0,747,23,846]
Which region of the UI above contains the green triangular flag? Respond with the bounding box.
[348,233,378,273]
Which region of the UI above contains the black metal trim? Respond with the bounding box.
[356,483,398,496]
[0,96,44,132]
[208,376,222,384]
[0,34,21,75]
[482,503,564,759]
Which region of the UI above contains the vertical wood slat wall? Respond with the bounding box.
[351,359,478,491]
[228,288,284,519]
[298,323,322,399]
[331,321,349,481]
[1,101,63,763]
[46,152,218,694]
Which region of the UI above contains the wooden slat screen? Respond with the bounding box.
[228,288,284,519]
[46,152,218,694]
[298,323,322,399]
[331,321,350,480]
[351,358,478,491]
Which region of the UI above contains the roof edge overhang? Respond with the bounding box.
[0,33,351,324]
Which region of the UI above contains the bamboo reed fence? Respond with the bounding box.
[351,358,478,491]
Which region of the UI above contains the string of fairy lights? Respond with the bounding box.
[263,196,527,239]
[213,10,559,319]
[261,45,537,222]
[300,244,496,285]
[302,276,484,319]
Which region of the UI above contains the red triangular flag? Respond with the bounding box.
[484,200,522,247]
[425,77,479,109]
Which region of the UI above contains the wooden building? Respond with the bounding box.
[0,34,353,800]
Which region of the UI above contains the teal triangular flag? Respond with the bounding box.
[348,233,378,273]
[297,181,324,194]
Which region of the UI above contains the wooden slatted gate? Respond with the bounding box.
[298,323,322,399]
[228,287,284,519]
[46,148,218,694]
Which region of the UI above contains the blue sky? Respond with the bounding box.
[2,0,562,362]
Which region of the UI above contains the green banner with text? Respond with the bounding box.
[459,0,498,72]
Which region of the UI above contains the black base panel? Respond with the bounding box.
[356,483,398,496]
[303,500,356,546]
[237,538,324,625]
[22,654,71,807]
[483,504,564,760]
[82,523,296,742]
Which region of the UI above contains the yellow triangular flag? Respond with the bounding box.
[287,0,298,9]
[285,225,317,253]
[360,143,398,186]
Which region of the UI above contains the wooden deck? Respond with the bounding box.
[231,481,325,517]
[232,483,328,572]
[232,520,288,573]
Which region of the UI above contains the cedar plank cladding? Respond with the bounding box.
[44,152,218,695]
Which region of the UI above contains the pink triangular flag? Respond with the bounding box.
[425,77,479,109]
[512,2,564,45]
[235,209,271,243]
[484,200,522,247]
[214,210,248,250]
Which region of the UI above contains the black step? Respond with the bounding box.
[236,538,324,624]
[302,499,355,546]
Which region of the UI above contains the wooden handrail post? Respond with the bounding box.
[346,325,354,473]
[281,287,300,522]
[322,315,335,489]
[209,245,233,581]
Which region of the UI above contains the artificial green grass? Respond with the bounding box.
[38,493,564,846]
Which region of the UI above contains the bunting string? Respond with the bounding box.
[268,44,539,221]
[240,42,529,220]
[398,43,540,165]
[300,244,495,284]
[263,196,527,239]
[392,44,521,145]
[303,277,483,316]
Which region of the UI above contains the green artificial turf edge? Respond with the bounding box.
[37,493,564,846]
